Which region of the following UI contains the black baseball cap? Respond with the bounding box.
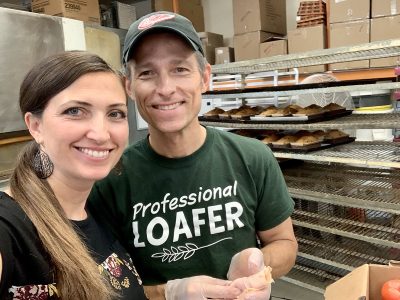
[122,11,204,65]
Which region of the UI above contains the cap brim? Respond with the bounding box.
[123,25,201,65]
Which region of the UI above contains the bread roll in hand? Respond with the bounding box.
[230,266,274,300]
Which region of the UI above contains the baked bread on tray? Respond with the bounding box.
[311,130,326,141]
[231,106,261,119]
[271,106,300,117]
[252,105,266,114]
[290,135,320,146]
[272,135,298,147]
[203,107,225,118]
[323,102,346,112]
[232,129,257,138]
[259,106,278,116]
[293,104,324,116]
[325,129,349,139]
[261,133,281,145]
[219,107,240,119]
[295,130,312,137]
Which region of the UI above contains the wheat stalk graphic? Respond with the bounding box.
[151,237,232,262]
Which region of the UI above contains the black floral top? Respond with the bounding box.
[0,191,147,300]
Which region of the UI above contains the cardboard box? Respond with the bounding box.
[179,2,204,32]
[329,0,370,24]
[329,20,370,70]
[259,39,287,58]
[372,0,400,17]
[153,0,173,11]
[233,0,286,35]
[370,15,400,67]
[325,263,400,300]
[153,0,204,31]
[203,44,216,65]
[198,32,224,48]
[234,31,275,61]
[31,0,100,24]
[287,25,326,73]
[153,0,201,11]
[215,47,234,64]
[114,2,136,30]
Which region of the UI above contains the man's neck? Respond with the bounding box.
[149,124,207,158]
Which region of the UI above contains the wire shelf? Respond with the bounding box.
[202,81,400,99]
[281,262,339,294]
[211,39,400,74]
[295,226,398,272]
[200,112,400,130]
[275,141,400,168]
[292,200,400,248]
[282,162,400,213]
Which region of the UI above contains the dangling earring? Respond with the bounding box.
[33,148,54,179]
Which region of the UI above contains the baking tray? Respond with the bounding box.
[250,113,324,123]
[269,143,331,153]
[324,136,355,145]
[199,109,352,124]
[268,137,356,153]
[198,116,247,123]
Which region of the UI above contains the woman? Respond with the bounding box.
[0,51,147,300]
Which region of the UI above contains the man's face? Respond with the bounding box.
[125,32,210,135]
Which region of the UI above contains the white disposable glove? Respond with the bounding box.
[227,248,265,280]
[165,275,241,300]
[227,248,272,300]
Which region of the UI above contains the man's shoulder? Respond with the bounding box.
[123,138,148,158]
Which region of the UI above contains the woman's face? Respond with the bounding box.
[26,71,128,186]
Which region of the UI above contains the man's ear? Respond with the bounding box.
[201,63,212,93]
[124,76,135,101]
[24,112,43,144]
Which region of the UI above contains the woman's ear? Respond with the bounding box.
[25,112,43,144]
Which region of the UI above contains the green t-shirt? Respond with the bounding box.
[88,127,294,285]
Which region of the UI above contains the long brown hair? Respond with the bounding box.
[10,51,122,300]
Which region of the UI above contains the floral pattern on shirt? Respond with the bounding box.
[8,283,58,300]
[7,254,142,299]
[99,253,143,290]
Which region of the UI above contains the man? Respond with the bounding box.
[89,11,297,299]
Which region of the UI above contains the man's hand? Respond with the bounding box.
[227,248,272,300]
[165,275,241,300]
[227,248,265,280]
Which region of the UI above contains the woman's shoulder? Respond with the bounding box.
[0,191,38,243]
[0,191,29,222]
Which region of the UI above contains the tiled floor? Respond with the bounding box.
[271,279,324,300]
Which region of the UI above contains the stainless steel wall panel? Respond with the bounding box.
[0,8,64,133]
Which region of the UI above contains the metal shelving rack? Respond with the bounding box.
[201,113,400,130]
[210,39,400,74]
[202,39,400,294]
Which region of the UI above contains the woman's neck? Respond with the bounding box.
[47,176,92,221]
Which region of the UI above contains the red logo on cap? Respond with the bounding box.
[138,13,175,30]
